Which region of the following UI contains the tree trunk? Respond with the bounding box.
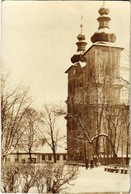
[46,179,52,193]
[9,177,14,193]
[2,154,6,164]
[126,128,129,165]
[29,149,32,163]
[113,152,117,164]
[106,138,109,164]
[105,137,117,164]
[126,142,129,165]
[52,147,56,163]
[95,137,99,157]
[22,183,30,193]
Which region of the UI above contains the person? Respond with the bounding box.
[93,155,98,167]
[90,159,94,169]
[85,159,89,169]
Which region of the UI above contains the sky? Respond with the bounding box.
[2,1,130,109]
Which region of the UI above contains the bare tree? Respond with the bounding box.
[2,162,78,194]
[1,164,20,193]
[35,163,78,193]
[2,163,38,193]
[57,78,129,164]
[20,164,36,193]
[35,166,47,193]
[66,104,129,163]
[1,74,31,162]
[19,107,41,163]
[40,104,66,163]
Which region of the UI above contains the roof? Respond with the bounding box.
[35,145,67,154]
[65,43,124,74]
[65,64,78,73]
[10,144,67,155]
[83,42,124,56]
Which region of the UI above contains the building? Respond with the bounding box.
[65,4,130,164]
[4,142,67,164]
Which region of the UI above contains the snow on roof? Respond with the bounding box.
[93,41,124,49]
[35,145,67,154]
[65,64,78,73]
[12,143,67,154]
[79,61,87,68]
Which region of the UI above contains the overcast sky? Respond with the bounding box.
[2,1,130,109]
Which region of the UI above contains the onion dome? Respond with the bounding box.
[71,16,87,64]
[91,3,116,43]
[99,7,109,15]
[76,33,87,52]
[77,33,86,41]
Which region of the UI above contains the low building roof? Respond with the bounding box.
[10,144,67,155]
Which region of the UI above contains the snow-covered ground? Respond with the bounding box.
[29,166,130,193]
[65,166,130,193]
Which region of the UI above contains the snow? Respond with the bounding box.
[29,166,130,193]
[65,166,130,193]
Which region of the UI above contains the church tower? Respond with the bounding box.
[65,3,129,164]
[84,3,124,105]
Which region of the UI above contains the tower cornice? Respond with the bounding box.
[83,43,124,57]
